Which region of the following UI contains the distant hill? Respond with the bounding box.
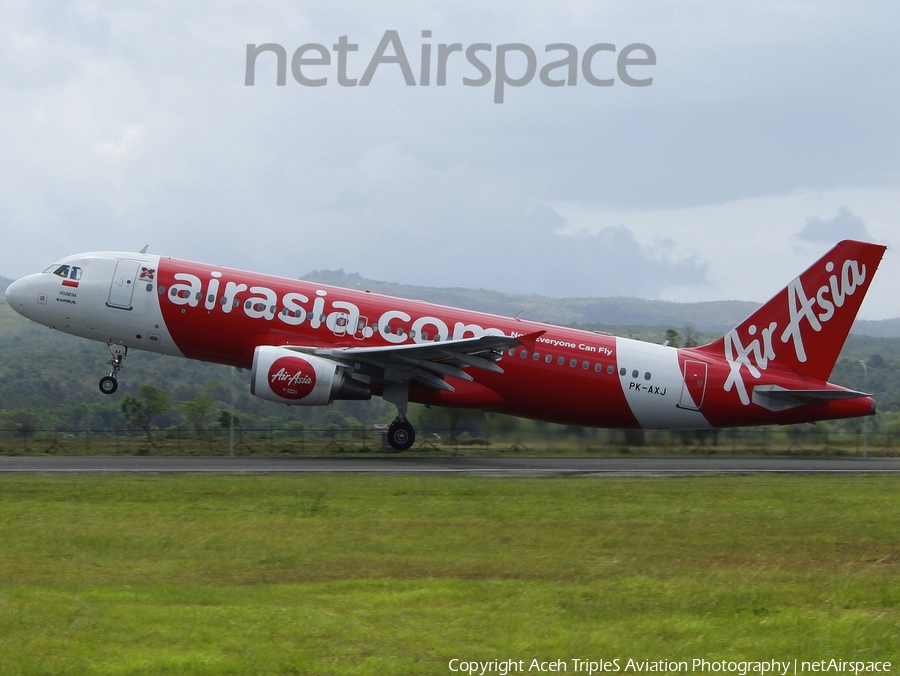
[302,269,898,337]
[850,318,900,338]
[0,268,899,424]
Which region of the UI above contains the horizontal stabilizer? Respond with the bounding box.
[752,384,869,411]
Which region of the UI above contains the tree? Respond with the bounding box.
[121,385,173,442]
[683,324,699,348]
[218,410,241,430]
[7,410,38,438]
[664,329,681,347]
[182,394,215,437]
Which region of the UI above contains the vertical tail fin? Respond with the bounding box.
[697,240,886,382]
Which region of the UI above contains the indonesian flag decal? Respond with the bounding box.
[61,279,78,288]
[140,267,156,281]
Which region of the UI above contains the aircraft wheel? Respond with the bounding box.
[99,376,118,395]
[387,419,416,451]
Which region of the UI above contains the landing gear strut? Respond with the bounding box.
[387,416,416,451]
[383,382,416,451]
[99,344,127,395]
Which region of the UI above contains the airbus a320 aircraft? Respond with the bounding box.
[4,240,885,450]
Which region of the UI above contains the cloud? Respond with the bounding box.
[524,204,567,231]
[798,206,870,243]
[546,189,899,317]
[560,225,709,297]
[91,123,145,159]
[490,209,709,297]
[0,1,898,320]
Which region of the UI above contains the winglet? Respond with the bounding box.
[139,244,149,254]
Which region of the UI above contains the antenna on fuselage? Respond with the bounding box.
[139,244,149,254]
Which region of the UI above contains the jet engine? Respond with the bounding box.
[250,345,370,406]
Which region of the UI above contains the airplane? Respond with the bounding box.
[3,240,886,450]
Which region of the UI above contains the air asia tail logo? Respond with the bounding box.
[268,356,317,400]
[723,257,867,405]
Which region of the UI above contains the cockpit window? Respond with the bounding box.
[43,264,82,279]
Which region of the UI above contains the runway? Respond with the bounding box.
[0,455,898,476]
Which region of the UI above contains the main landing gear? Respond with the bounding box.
[387,416,416,451]
[99,344,127,395]
[383,382,416,451]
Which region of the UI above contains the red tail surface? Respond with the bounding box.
[697,240,887,382]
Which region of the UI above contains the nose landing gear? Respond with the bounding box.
[99,344,127,395]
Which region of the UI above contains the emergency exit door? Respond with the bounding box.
[678,360,708,410]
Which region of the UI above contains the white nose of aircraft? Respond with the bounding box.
[5,276,29,316]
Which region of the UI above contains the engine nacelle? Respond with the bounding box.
[250,345,371,406]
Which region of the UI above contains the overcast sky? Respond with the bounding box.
[2,1,898,318]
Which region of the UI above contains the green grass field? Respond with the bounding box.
[0,475,897,675]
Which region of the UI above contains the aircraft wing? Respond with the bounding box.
[284,330,545,392]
